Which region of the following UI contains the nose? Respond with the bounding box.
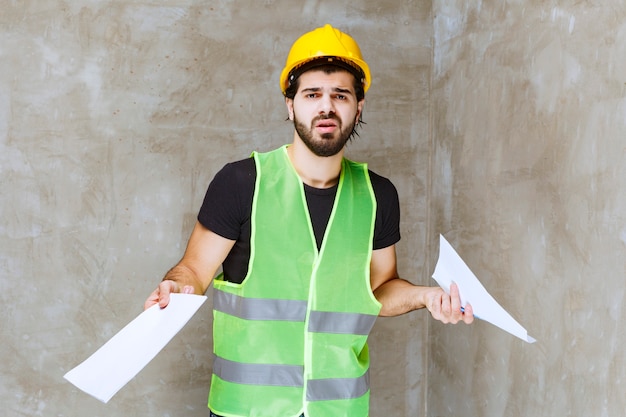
[318,93,335,115]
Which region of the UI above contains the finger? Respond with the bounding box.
[157,281,176,309]
[449,283,462,320]
[462,302,474,324]
[182,285,195,294]
[440,292,451,323]
[450,282,461,312]
[144,289,160,310]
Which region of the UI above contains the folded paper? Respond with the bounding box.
[64,294,207,403]
[432,234,536,343]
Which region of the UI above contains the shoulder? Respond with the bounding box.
[367,169,401,249]
[198,157,256,239]
[368,169,399,202]
[208,156,256,208]
[215,157,256,183]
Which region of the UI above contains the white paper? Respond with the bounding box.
[64,294,207,403]
[432,235,536,343]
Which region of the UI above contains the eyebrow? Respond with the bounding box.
[300,87,354,95]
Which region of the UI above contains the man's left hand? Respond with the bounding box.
[425,282,474,324]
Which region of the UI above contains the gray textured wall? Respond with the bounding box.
[5,1,623,417]
[1,1,430,416]
[429,1,626,416]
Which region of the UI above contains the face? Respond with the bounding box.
[286,69,363,157]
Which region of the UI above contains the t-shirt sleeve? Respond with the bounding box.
[369,170,401,250]
[197,158,255,240]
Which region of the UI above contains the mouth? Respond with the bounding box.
[314,117,339,134]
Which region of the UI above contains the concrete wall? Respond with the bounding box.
[429,1,626,416]
[1,1,431,416]
[5,1,624,417]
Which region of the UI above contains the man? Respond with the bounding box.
[145,24,473,417]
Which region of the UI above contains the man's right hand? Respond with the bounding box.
[144,280,195,310]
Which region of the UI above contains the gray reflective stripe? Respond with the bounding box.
[213,356,369,401]
[213,356,304,387]
[308,311,378,335]
[214,289,307,321]
[307,370,370,401]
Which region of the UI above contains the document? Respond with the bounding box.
[64,294,207,403]
[432,235,536,343]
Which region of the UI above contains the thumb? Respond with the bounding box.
[181,285,195,294]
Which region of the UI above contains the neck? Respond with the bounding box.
[287,134,343,188]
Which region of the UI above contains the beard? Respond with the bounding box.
[294,113,356,157]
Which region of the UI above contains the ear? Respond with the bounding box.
[356,99,365,123]
[285,97,294,121]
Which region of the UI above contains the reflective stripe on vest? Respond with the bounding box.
[213,356,304,387]
[213,356,370,402]
[214,288,377,335]
[306,371,370,401]
[214,287,307,322]
[308,310,377,335]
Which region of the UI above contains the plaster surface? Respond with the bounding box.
[1,1,430,416]
[5,1,623,416]
[429,2,626,416]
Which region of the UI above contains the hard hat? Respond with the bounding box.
[279,24,371,95]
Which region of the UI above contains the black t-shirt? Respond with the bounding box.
[198,157,401,283]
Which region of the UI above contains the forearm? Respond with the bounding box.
[144,223,235,310]
[374,278,429,317]
[374,278,474,324]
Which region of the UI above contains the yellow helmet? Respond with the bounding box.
[279,24,371,95]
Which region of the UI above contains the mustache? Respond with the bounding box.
[312,113,341,125]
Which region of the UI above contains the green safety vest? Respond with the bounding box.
[208,145,382,417]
